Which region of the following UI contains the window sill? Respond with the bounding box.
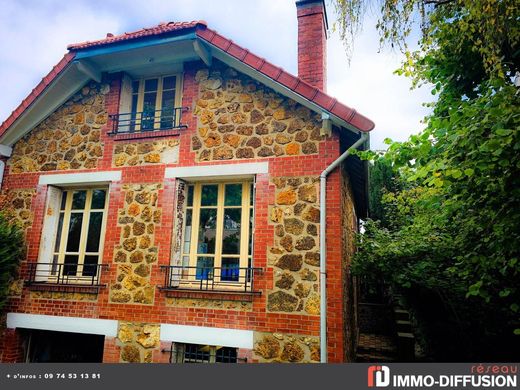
[109,126,187,142]
[26,282,105,295]
[159,287,261,302]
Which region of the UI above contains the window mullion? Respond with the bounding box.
[189,184,201,270]
[58,192,73,277]
[154,77,163,129]
[96,190,109,266]
[174,75,182,127]
[214,184,225,277]
[239,182,250,272]
[209,346,216,363]
[136,79,144,131]
[76,190,93,276]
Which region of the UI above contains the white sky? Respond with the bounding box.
[0,0,433,150]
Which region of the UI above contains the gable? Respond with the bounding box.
[0,22,374,148]
[8,82,108,173]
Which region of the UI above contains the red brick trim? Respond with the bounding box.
[109,128,185,142]
[161,289,259,302]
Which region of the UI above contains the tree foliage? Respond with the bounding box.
[368,159,400,227]
[332,0,520,358]
[0,213,25,312]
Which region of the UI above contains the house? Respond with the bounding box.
[0,0,374,363]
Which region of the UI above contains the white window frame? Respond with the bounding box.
[127,74,183,131]
[180,180,254,286]
[36,171,120,283]
[48,187,109,283]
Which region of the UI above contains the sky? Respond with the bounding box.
[0,0,433,150]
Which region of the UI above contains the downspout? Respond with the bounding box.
[320,132,369,363]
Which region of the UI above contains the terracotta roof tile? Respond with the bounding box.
[67,21,204,50]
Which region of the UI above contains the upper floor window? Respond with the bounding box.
[114,74,183,134]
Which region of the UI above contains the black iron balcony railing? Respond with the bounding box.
[25,262,108,288]
[160,265,263,294]
[109,107,188,135]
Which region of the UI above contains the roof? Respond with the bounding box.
[67,21,202,50]
[0,21,375,140]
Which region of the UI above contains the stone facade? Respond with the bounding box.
[110,184,162,305]
[8,82,108,173]
[113,139,179,167]
[253,331,319,363]
[267,177,320,315]
[117,321,160,363]
[191,66,324,162]
[0,188,36,231]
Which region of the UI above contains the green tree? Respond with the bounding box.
[331,0,520,359]
[368,159,400,227]
[0,213,25,311]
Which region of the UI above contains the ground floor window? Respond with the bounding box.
[172,343,238,363]
[50,188,108,283]
[23,329,104,363]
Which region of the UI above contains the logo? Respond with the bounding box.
[368,365,391,388]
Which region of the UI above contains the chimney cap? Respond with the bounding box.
[295,0,329,31]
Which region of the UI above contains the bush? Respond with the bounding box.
[0,213,25,311]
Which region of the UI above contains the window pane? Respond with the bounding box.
[183,209,192,254]
[82,255,99,277]
[187,186,194,207]
[249,208,253,255]
[160,90,175,129]
[91,189,106,209]
[86,212,103,252]
[183,344,210,363]
[216,347,238,363]
[144,78,158,91]
[222,208,241,254]
[200,185,218,206]
[221,258,239,282]
[142,91,157,130]
[63,255,78,276]
[224,184,242,206]
[54,213,64,252]
[132,80,140,93]
[51,254,59,275]
[250,184,254,206]
[196,257,214,280]
[197,209,217,254]
[66,213,83,252]
[72,190,86,210]
[161,90,175,107]
[130,94,138,131]
[60,191,68,210]
[163,76,176,90]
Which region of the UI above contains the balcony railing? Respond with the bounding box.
[160,265,263,294]
[25,262,108,289]
[109,107,188,135]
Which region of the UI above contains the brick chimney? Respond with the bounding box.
[296,0,328,91]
